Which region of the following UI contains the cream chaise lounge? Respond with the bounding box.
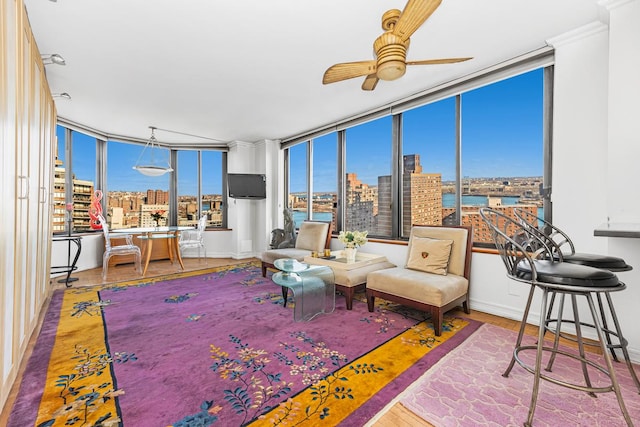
[366,225,473,336]
[261,220,332,277]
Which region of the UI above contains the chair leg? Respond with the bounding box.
[585,293,634,426]
[571,294,596,397]
[134,252,142,275]
[525,287,550,427]
[462,298,471,314]
[604,292,640,393]
[432,308,443,336]
[545,292,565,372]
[281,286,289,307]
[261,262,267,277]
[504,285,536,378]
[102,254,109,280]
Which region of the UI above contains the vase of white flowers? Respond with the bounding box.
[338,230,368,262]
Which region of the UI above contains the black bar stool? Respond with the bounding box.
[480,208,635,427]
[514,208,640,390]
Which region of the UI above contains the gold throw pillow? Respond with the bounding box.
[406,236,454,275]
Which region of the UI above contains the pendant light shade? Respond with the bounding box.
[133,127,174,176]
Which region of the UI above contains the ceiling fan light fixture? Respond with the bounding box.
[376,60,406,81]
[133,126,174,177]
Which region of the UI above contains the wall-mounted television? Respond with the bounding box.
[228,173,266,199]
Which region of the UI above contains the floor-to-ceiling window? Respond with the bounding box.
[53,124,227,233]
[345,116,393,238]
[312,132,338,231]
[283,67,547,246]
[106,140,171,229]
[402,98,457,237]
[54,126,98,233]
[177,149,224,228]
[201,150,224,227]
[461,69,544,245]
[288,143,308,229]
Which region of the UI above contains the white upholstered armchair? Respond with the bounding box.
[260,220,333,277]
[366,225,473,336]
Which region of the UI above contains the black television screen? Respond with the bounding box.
[228,173,266,199]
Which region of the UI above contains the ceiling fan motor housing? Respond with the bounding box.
[374,32,409,81]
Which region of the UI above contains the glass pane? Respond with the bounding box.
[345,116,392,237]
[461,69,544,245]
[402,98,456,236]
[177,150,198,227]
[312,132,337,231]
[71,130,97,232]
[202,151,223,227]
[52,125,67,233]
[288,143,308,229]
[106,140,170,229]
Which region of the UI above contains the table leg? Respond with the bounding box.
[174,231,185,271]
[166,235,175,264]
[142,234,153,276]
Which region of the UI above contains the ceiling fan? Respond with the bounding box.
[322,0,472,91]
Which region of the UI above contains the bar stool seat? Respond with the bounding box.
[555,253,631,271]
[516,259,621,288]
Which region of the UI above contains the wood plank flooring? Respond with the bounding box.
[0,257,585,427]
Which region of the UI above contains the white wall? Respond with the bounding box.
[601,0,640,362]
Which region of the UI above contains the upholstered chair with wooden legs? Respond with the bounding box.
[366,224,473,336]
[260,220,333,277]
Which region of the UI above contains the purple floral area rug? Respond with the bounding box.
[7,263,480,427]
[399,323,640,426]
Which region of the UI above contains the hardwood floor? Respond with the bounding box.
[0,257,584,427]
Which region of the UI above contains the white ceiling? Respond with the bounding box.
[24,0,603,146]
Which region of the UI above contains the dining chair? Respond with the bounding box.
[178,214,207,262]
[98,214,142,280]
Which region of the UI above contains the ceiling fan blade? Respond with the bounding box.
[322,61,377,84]
[393,0,442,42]
[406,57,473,66]
[361,74,380,91]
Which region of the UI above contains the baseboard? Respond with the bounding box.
[469,298,640,363]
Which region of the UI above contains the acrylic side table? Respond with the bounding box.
[272,258,335,321]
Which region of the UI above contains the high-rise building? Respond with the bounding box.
[377,175,392,236]
[147,189,169,205]
[345,173,377,233]
[52,151,95,232]
[402,154,442,232]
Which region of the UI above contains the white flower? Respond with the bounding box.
[338,230,368,248]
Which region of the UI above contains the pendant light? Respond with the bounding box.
[133,126,174,176]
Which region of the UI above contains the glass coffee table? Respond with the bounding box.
[272,259,335,321]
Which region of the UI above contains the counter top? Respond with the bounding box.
[594,223,640,238]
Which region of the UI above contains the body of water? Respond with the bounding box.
[292,195,542,227]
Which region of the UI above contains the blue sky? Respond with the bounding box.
[292,68,543,193]
[60,69,543,195]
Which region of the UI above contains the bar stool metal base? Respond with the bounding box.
[504,285,634,427]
